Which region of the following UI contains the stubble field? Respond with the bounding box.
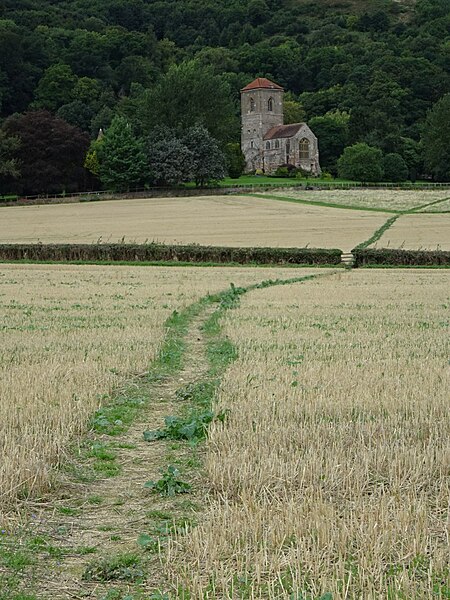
[172,269,450,599]
[0,195,390,252]
[371,213,450,250]
[260,188,450,212]
[0,264,308,514]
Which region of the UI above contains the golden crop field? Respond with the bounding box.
[372,213,450,250]
[0,263,312,514]
[261,188,450,212]
[173,270,450,599]
[0,195,389,251]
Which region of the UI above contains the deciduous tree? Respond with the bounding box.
[310,110,349,174]
[383,153,409,182]
[422,94,450,181]
[3,110,90,194]
[147,129,194,186]
[337,143,384,182]
[138,61,238,143]
[225,143,246,179]
[183,125,225,186]
[0,129,21,179]
[97,115,147,191]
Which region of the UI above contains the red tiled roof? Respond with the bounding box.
[263,123,305,140]
[241,78,284,92]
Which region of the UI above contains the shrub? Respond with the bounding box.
[295,167,312,179]
[383,153,409,182]
[225,143,246,179]
[274,166,289,178]
[274,163,297,178]
[337,143,384,182]
[353,248,450,267]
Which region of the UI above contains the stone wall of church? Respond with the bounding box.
[262,126,321,175]
[241,88,283,172]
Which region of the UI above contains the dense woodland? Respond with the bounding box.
[0,0,449,192]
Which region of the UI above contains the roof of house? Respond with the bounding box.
[241,77,284,92]
[263,123,306,140]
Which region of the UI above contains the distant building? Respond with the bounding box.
[241,78,321,175]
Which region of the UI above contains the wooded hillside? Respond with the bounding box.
[0,0,449,187]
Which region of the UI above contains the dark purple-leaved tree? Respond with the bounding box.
[3,110,90,195]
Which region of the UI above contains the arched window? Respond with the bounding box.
[250,97,255,112]
[268,97,273,112]
[275,140,280,149]
[299,138,310,160]
[266,141,271,150]
[250,141,254,148]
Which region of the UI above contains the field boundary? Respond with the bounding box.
[2,182,450,208]
[351,195,450,262]
[0,243,343,266]
[353,248,450,267]
[412,195,450,212]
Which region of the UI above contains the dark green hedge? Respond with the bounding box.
[0,243,342,265]
[353,248,450,267]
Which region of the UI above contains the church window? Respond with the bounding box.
[286,139,291,162]
[275,140,280,149]
[268,97,273,112]
[251,141,254,148]
[266,141,271,150]
[299,138,310,160]
[250,97,255,112]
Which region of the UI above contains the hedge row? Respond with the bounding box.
[0,243,342,265]
[353,248,450,266]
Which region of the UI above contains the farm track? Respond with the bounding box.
[28,307,214,599]
[1,269,338,599]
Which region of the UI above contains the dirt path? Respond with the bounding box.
[28,308,212,599]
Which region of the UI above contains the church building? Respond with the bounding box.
[241,78,321,176]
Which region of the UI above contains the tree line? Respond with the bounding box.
[0,0,449,193]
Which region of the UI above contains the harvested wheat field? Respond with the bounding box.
[260,188,450,212]
[0,263,313,515]
[372,213,450,250]
[0,195,390,251]
[171,270,450,599]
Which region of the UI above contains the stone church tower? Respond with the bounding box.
[241,77,320,175]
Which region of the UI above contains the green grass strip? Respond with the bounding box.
[352,194,450,254]
[353,214,401,251]
[248,192,399,214]
[409,195,450,213]
[156,271,336,599]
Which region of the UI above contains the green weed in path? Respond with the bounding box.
[144,466,191,497]
[82,552,144,582]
